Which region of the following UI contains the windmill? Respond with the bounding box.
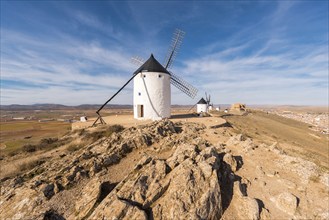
[192,92,212,114]
[205,92,213,111]
[93,29,198,125]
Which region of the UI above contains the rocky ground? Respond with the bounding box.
[272,111,328,135]
[258,107,328,135]
[0,113,328,219]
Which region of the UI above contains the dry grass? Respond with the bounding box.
[82,124,124,142]
[0,158,47,179]
[5,137,72,156]
[1,120,71,156]
[66,143,84,152]
[223,110,329,169]
[19,159,45,172]
[309,174,321,183]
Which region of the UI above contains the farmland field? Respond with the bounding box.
[0,120,71,155]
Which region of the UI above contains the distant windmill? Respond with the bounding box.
[205,92,213,111]
[196,97,207,114]
[192,92,212,114]
[93,29,198,125]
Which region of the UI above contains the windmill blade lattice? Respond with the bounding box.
[170,71,198,98]
[164,29,185,69]
[131,56,144,66]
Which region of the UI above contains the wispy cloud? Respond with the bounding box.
[0,27,137,105]
[170,1,328,105]
[180,40,328,105]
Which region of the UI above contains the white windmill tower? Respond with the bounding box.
[197,98,207,113]
[196,93,212,114]
[132,54,171,120]
[93,29,198,125]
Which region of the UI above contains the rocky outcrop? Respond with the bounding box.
[226,134,257,153]
[223,153,238,172]
[231,181,260,220]
[88,144,223,219]
[272,192,298,215]
[2,119,317,220]
[0,120,213,219]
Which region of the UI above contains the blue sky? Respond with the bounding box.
[1,1,328,106]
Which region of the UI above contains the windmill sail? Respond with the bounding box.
[164,29,185,69]
[170,71,198,98]
[130,28,197,99]
[131,56,145,66]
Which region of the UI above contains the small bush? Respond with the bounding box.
[19,159,45,172]
[36,137,71,151]
[83,131,105,142]
[66,144,83,152]
[83,124,125,142]
[8,150,19,157]
[22,144,37,153]
[72,128,86,136]
[107,124,124,134]
[41,138,58,145]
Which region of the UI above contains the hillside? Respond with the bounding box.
[0,111,328,219]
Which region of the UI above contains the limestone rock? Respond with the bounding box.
[42,183,55,199]
[88,145,223,220]
[260,208,271,220]
[238,197,260,220]
[223,153,238,172]
[0,187,42,219]
[89,159,102,176]
[269,142,285,155]
[226,134,244,146]
[240,138,256,152]
[53,182,63,194]
[166,144,198,169]
[232,181,260,220]
[74,177,116,219]
[43,209,65,220]
[274,192,298,215]
[225,134,256,153]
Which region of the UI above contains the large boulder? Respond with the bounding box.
[88,145,223,219]
[73,178,117,219]
[232,181,260,220]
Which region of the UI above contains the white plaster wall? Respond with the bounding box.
[133,72,171,120]
[197,104,207,113]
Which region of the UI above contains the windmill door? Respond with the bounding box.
[137,105,144,117]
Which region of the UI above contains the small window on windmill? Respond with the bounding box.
[158,74,162,78]
[138,92,141,96]
[143,74,146,78]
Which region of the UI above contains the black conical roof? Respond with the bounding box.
[133,54,170,75]
[197,98,207,104]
